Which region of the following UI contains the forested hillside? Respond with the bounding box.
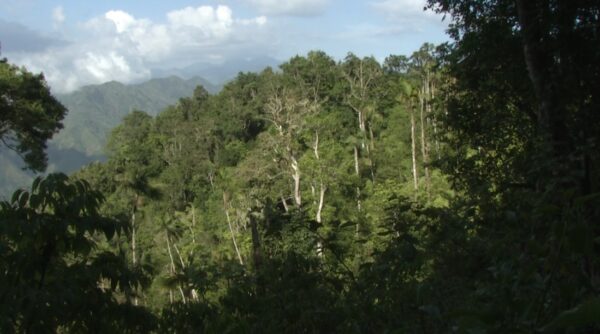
[1,1,599,333]
[53,76,219,156]
[0,76,218,198]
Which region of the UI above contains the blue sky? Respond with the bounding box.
[0,0,449,92]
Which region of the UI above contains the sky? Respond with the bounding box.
[0,0,449,93]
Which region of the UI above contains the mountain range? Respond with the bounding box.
[0,75,218,198]
[151,56,280,84]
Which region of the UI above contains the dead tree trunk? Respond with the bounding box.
[223,192,244,265]
[291,155,301,206]
[411,106,419,192]
[420,84,430,198]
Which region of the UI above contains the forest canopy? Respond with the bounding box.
[1,1,600,332]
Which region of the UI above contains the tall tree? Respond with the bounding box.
[427,0,600,330]
[341,54,384,181]
[262,71,317,207]
[0,59,66,171]
[105,110,160,302]
[410,44,438,197]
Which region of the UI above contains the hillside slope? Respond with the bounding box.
[53,76,219,155]
[0,76,217,198]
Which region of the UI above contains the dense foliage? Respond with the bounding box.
[0,58,66,172]
[0,75,218,198]
[1,2,599,332]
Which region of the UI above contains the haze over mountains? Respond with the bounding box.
[1,75,211,196]
[151,56,280,84]
[0,56,281,197]
[52,76,219,156]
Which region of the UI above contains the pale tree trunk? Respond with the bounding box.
[420,84,431,198]
[316,184,325,257]
[366,122,376,183]
[357,108,376,183]
[354,145,362,236]
[358,110,366,150]
[290,155,301,206]
[313,130,326,257]
[172,240,196,300]
[316,183,326,224]
[354,145,362,212]
[208,172,214,190]
[354,145,360,176]
[173,243,186,272]
[223,193,244,265]
[411,107,419,192]
[343,57,380,186]
[191,289,199,302]
[166,234,186,304]
[430,80,441,159]
[316,237,324,258]
[313,130,326,224]
[280,194,289,212]
[313,130,320,160]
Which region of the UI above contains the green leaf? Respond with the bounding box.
[11,189,24,204]
[17,191,29,208]
[32,176,42,192]
[541,297,600,332]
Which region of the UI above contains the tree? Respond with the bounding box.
[0,58,66,171]
[426,0,600,331]
[262,70,318,207]
[410,44,437,196]
[105,110,161,305]
[341,54,383,183]
[0,173,155,332]
[33,49,463,332]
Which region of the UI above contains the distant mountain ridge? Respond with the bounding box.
[52,76,219,155]
[151,56,281,84]
[1,75,218,198]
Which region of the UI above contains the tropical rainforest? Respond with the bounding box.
[1,1,599,333]
[0,75,219,196]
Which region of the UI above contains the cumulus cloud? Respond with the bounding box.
[243,0,330,16]
[105,10,135,33]
[52,6,65,25]
[6,5,270,93]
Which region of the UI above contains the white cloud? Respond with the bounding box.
[52,6,65,25]
[105,10,135,33]
[76,52,136,83]
[240,16,268,26]
[167,5,234,41]
[243,0,330,16]
[371,0,440,22]
[7,5,270,93]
